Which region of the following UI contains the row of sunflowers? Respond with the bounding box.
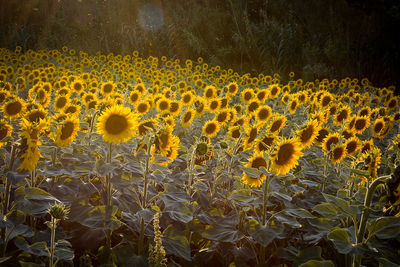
[1,46,400,266]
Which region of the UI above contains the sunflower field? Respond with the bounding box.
[1,46,400,267]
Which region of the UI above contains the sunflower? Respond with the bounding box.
[24,107,48,124]
[180,108,195,127]
[71,79,85,93]
[194,140,214,165]
[138,119,158,137]
[256,89,268,103]
[330,143,347,164]
[2,96,26,120]
[268,114,287,134]
[270,138,303,175]
[204,85,217,99]
[156,97,170,113]
[97,105,138,144]
[334,106,351,126]
[361,139,374,154]
[194,97,207,116]
[227,82,239,96]
[359,147,381,179]
[242,152,268,187]
[255,105,272,123]
[246,100,260,114]
[219,96,230,109]
[215,109,231,125]
[136,100,151,115]
[100,81,115,97]
[64,103,81,117]
[358,107,371,117]
[240,88,254,103]
[53,95,70,112]
[322,133,340,152]
[0,120,12,147]
[0,89,10,104]
[202,120,220,138]
[181,91,194,106]
[314,128,329,144]
[297,119,321,148]
[345,136,361,156]
[244,124,260,150]
[320,92,333,109]
[169,100,181,115]
[288,99,298,114]
[228,125,241,139]
[82,92,97,105]
[353,116,370,134]
[162,115,175,128]
[372,118,385,138]
[255,133,277,153]
[55,116,80,147]
[386,97,398,111]
[268,84,281,99]
[208,98,221,113]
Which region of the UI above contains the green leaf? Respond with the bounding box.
[293,246,323,267]
[55,240,74,262]
[163,225,191,261]
[246,219,284,247]
[275,213,302,228]
[327,227,354,254]
[14,237,49,257]
[285,208,315,219]
[14,187,60,217]
[322,193,353,216]
[313,203,338,218]
[241,167,261,179]
[299,260,335,267]
[350,168,370,177]
[202,225,244,243]
[369,217,400,239]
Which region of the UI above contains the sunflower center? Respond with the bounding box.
[60,122,75,140]
[28,111,46,123]
[103,84,113,93]
[206,89,213,98]
[359,109,368,117]
[217,112,227,123]
[183,95,191,103]
[290,101,297,110]
[183,112,192,123]
[210,101,218,110]
[248,128,257,143]
[105,114,128,135]
[337,109,348,122]
[159,101,169,110]
[322,96,331,107]
[276,143,294,165]
[354,119,366,130]
[316,129,329,143]
[326,136,339,151]
[6,101,22,115]
[251,157,267,169]
[65,106,77,114]
[74,83,82,91]
[170,102,179,113]
[257,91,266,101]
[159,131,170,149]
[346,141,357,154]
[270,120,282,132]
[0,127,8,140]
[271,87,278,96]
[258,108,270,121]
[231,128,240,138]
[388,99,396,109]
[248,102,259,113]
[205,123,216,134]
[374,122,383,133]
[244,92,252,101]
[220,98,228,108]
[137,103,148,113]
[333,146,344,160]
[56,97,67,108]
[300,125,313,143]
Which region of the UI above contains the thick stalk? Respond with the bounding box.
[49,216,56,267]
[105,142,113,257]
[353,175,389,267]
[8,144,16,171]
[187,148,196,196]
[260,176,271,263]
[142,142,151,209]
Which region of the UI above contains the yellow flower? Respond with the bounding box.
[180,108,195,127]
[268,84,281,99]
[0,120,12,147]
[297,119,321,148]
[136,100,151,115]
[2,96,26,120]
[270,138,303,175]
[242,152,268,187]
[268,114,287,134]
[240,88,254,103]
[227,82,239,96]
[55,116,80,147]
[322,133,340,152]
[288,99,298,114]
[54,95,70,112]
[24,107,48,124]
[202,120,220,138]
[255,105,272,124]
[353,116,370,135]
[330,143,347,164]
[345,136,361,156]
[97,105,138,144]
[100,81,115,96]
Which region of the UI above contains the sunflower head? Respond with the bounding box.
[297,119,321,148]
[180,108,195,128]
[242,152,268,187]
[322,133,340,152]
[202,120,220,138]
[0,120,12,147]
[270,138,303,175]
[2,96,26,120]
[345,137,361,156]
[268,114,287,134]
[97,105,138,144]
[55,116,80,147]
[330,143,347,164]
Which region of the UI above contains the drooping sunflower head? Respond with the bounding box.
[242,152,268,187]
[255,133,277,153]
[138,119,158,137]
[270,138,303,175]
[359,147,382,179]
[297,119,321,148]
[96,104,138,144]
[202,120,220,138]
[180,108,195,128]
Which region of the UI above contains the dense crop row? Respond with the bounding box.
[0,46,400,266]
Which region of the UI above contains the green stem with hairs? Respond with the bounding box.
[49,216,57,267]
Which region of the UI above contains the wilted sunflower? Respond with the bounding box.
[202,120,220,138]
[330,143,347,164]
[55,116,80,147]
[180,108,195,127]
[268,114,287,134]
[0,119,12,147]
[270,138,303,175]
[353,116,370,135]
[242,152,268,187]
[2,96,26,120]
[255,105,272,123]
[297,119,321,148]
[322,133,340,152]
[97,105,138,144]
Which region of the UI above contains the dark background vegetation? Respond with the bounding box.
[1,0,399,90]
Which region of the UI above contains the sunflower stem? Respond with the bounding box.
[142,139,152,209]
[105,142,113,259]
[260,175,272,263]
[8,144,16,170]
[353,175,388,267]
[49,216,57,267]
